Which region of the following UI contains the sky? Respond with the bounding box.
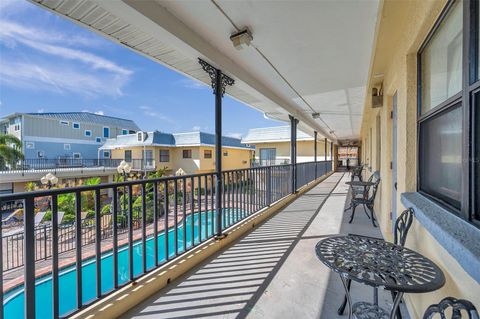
[0,0,281,139]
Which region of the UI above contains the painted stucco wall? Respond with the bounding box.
[361,0,480,316]
[252,140,332,162]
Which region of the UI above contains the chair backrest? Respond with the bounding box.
[423,297,479,319]
[367,171,380,201]
[393,208,414,246]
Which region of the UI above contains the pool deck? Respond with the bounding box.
[121,173,407,319]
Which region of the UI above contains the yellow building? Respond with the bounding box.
[241,126,333,165]
[100,131,253,175]
[360,0,479,316]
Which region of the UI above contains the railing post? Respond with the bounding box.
[24,196,35,319]
[266,167,272,206]
[314,131,317,179]
[290,115,298,193]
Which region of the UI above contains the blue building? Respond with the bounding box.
[0,112,140,160]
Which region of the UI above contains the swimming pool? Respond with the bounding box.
[3,209,245,319]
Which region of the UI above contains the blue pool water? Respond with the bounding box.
[3,209,244,319]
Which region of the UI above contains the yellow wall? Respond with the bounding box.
[252,139,332,162]
[110,145,252,175]
[361,0,480,316]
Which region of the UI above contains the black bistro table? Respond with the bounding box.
[316,234,445,319]
[345,180,375,188]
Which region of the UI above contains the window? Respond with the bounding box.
[122,129,128,135]
[26,142,35,149]
[85,130,92,137]
[124,150,132,162]
[183,149,192,158]
[137,132,144,142]
[223,151,228,157]
[64,144,71,150]
[96,137,102,143]
[73,153,81,159]
[418,0,479,224]
[37,151,44,158]
[14,124,20,131]
[60,121,69,126]
[72,122,80,129]
[103,151,110,158]
[159,149,169,162]
[103,127,110,138]
[204,150,212,159]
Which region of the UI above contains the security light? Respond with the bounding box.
[230,28,253,50]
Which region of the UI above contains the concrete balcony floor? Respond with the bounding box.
[122,173,402,319]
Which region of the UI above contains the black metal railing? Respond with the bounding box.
[251,158,291,167]
[0,159,123,174]
[0,161,332,319]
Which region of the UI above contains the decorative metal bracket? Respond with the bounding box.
[198,58,234,97]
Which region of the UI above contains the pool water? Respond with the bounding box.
[3,209,245,319]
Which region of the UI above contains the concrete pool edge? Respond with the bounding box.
[70,172,334,319]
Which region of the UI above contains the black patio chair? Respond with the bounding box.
[350,165,364,182]
[338,208,415,318]
[348,171,380,227]
[423,297,479,319]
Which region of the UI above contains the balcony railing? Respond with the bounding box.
[0,161,332,319]
[251,159,291,167]
[0,159,123,174]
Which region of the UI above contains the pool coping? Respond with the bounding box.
[69,172,333,319]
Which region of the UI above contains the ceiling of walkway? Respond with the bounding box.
[31,0,381,142]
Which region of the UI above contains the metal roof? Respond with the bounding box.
[101,131,253,150]
[17,112,141,130]
[242,126,313,144]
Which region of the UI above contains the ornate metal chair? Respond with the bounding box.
[348,171,380,227]
[423,297,479,319]
[338,208,415,319]
[351,165,364,181]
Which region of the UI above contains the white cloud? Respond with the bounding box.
[37,108,44,113]
[139,105,172,123]
[0,19,132,97]
[94,110,104,115]
[178,78,207,90]
[192,126,201,131]
[226,132,243,139]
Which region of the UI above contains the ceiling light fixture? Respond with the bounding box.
[311,112,320,119]
[230,28,253,50]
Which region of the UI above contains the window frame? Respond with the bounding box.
[182,149,192,159]
[73,153,81,159]
[103,151,110,158]
[159,149,170,162]
[84,130,92,137]
[25,142,35,149]
[204,149,212,159]
[124,150,132,162]
[417,0,478,226]
[96,137,102,143]
[72,122,80,129]
[103,126,110,138]
[60,121,69,126]
[64,144,71,150]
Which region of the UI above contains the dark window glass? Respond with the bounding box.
[204,150,212,159]
[183,149,192,159]
[475,94,480,220]
[103,127,110,138]
[419,104,463,209]
[125,150,132,162]
[159,150,170,162]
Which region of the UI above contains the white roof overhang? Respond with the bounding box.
[30,0,381,143]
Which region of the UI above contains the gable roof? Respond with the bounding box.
[242,126,314,144]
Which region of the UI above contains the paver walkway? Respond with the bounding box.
[122,173,399,319]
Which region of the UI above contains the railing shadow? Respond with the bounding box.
[122,174,344,319]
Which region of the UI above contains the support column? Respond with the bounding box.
[199,58,234,239]
[314,131,317,179]
[324,138,328,162]
[290,116,298,193]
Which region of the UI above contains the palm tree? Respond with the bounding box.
[0,133,24,170]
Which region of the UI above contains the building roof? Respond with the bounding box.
[241,126,314,144]
[101,131,253,150]
[1,112,140,131]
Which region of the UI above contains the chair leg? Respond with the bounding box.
[362,204,371,219]
[349,204,357,223]
[337,278,352,315]
[391,291,403,319]
[368,205,377,227]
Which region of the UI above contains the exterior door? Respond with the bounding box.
[391,93,398,230]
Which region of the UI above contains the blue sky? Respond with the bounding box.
[0,0,280,139]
